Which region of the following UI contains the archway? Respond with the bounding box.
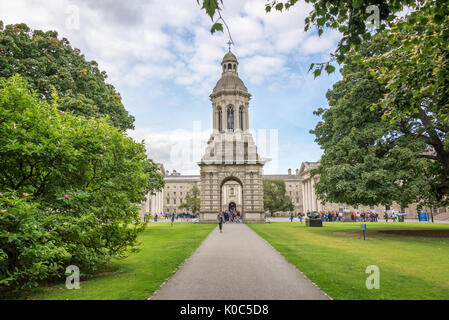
[220,176,244,221]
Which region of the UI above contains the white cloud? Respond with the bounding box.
[0,0,339,91]
[127,125,210,175]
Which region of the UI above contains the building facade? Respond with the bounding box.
[139,49,449,222]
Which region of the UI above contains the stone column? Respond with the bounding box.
[308,179,312,212]
[235,106,240,132]
[305,180,309,212]
[311,178,316,211]
[222,108,227,132]
[302,181,306,212]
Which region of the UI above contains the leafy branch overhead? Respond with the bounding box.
[197,0,449,76]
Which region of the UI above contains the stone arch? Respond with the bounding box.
[219,175,244,214]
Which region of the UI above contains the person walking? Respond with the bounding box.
[217,210,223,233]
[289,212,294,222]
[171,213,175,227]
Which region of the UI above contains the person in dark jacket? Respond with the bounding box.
[217,210,223,233]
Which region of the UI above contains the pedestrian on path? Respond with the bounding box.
[217,210,223,233]
[289,212,294,222]
[171,213,175,227]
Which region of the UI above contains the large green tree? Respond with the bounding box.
[311,26,446,208]
[0,22,134,130]
[179,185,201,213]
[263,179,294,214]
[0,75,163,289]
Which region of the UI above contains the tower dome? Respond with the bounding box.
[213,50,248,94]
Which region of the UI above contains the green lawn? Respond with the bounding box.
[248,222,449,300]
[9,223,215,300]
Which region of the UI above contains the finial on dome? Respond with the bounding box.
[226,40,233,52]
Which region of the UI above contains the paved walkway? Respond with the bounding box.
[150,224,329,300]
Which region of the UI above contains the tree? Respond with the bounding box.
[0,22,135,130]
[363,7,449,186]
[179,185,201,213]
[0,75,164,289]
[263,179,294,214]
[311,28,444,209]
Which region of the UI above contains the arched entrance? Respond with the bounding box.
[220,176,244,221]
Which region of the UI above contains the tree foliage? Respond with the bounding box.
[0,75,164,289]
[198,0,449,77]
[0,22,135,130]
[311,20,448,208]
[179,185,201,213]
[263,179,294,213]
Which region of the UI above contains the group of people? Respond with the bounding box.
[151,212,199,224]
[350,212,379,222]
[288,211,380,222]
[217,209,242,233]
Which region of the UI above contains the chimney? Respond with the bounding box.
[288,168,292,175]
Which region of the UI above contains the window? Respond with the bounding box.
[230,187,234,195]
[370,206,375,210]
[174,192,176,196]
[289,191,292,196]
[385,205,390,211]
[401,207,406,214]
[228,63,232,71]
[239,107,243,130]
[296,198,299,203]
[218,107,222,132]
[174,199,176,204]
[167,199,169,205]
[227,106,234,131]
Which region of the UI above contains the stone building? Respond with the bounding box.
[197,50,269,223]
[139,49,449,223]
[299,160,448,218]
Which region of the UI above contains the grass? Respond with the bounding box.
[248,222,449,300]
[7,223,215,300]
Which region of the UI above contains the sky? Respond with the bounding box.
[0,0,342,175]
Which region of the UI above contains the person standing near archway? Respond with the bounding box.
[217,210,223,233]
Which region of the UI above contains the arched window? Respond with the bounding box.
[228,63,232,71]
[233,64,236,71]
[239,106,244,130]
[227,106,234,131]
[218,107,222,132]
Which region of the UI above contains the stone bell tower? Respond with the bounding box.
[198,49,269,223]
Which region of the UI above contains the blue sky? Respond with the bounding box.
[1,0,342,174]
